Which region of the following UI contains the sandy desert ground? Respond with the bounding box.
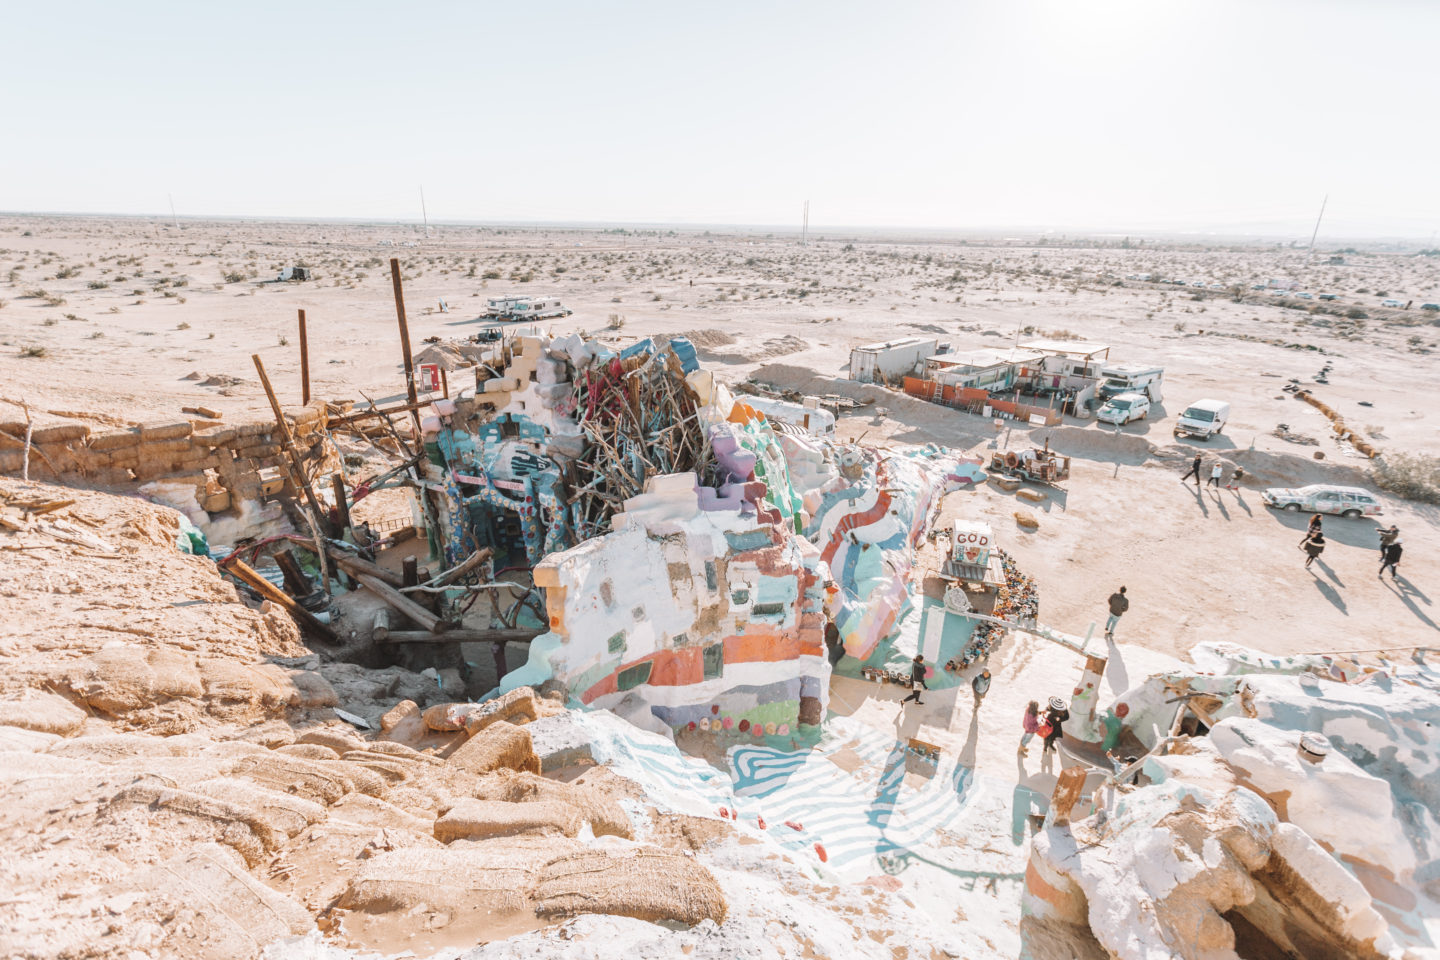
[2,213,1435,659]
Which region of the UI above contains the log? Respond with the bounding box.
[354,572,442,634]
[327,547,405,587]
[382,629,540,644]
[222,558,337,644]
[274,548,312,598]
[372,609,390,642]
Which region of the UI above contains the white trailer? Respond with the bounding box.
[510,296,571,320]
[1098,364,1164,402]
[484,295,530,318]
[849,337,939,384]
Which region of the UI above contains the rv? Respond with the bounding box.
[849,337,939,384]
[484,296,530,318]
[509,297,571,320]
[1098,364,1164,402]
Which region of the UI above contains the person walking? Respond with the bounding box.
[1104,586,1129,640]
[1379,524,1400,556]
[1042,697,1069,754]
[1301,514,1323,547]
[1019,700,1040,756]
[1206,462,1224,488]
[900,654,927,706]
[1179,453,1203,485]
[1226,465,1245,491]
[1380,539,1403,580]
[971,669,991,710]
[1302,531,1326,569]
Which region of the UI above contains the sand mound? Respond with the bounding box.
[681,329,737,348]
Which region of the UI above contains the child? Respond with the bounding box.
[1226,466,1245,491]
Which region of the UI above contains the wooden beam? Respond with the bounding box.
[326,399,433,427]
[330,472,351,534]
[327,548,405,587]
[251,354,331,533]
[389,258,421,434]
[222,557,337,644]
[274,548,312,598]
[354,572,442,634]
[297,308,311,405]
[382,629,540,644]
[372,609,390,641]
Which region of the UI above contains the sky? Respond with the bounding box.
[3,0,1438,238]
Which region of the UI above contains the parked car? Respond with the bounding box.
[1251,284,1267,290]
[1318,293,1339,301]
[1294,292,1313,300]
[1096,392,1151,425]
[1381,299,1404,308]
[1271,289,1289,297]
[1261,484,1384,518]
[1209,283,1226,290]
[1192,281,1207,288]
[1173,398,1229,440]
[1421,303,1440,312]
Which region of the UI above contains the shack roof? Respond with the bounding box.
[854,336,937,353]
[928,348,1042,370]
[1020,339,1112,359]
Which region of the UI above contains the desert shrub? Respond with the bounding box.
[223,271,246,283]
[1346,307,1368,319]
[19,345,47,357]
[87,279,109,289]
[482,269,501,279]
[1370,452,1440,504]
[607,313,625,330]
[54,266,79,279]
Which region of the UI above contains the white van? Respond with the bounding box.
[1099,365,1164,403]
[1174,399,1229,440]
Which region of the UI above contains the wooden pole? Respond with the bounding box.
[327,548,405,587]
[251,354,332,533]
[389,258,421,433]
[274,548,312,598]
[354,572,443,634]
[372,609,390,641]
[402,556,419,589]
[297,308,310,405]
[440,366,449,399]
[222,557,337,644]
[330,473,351,533]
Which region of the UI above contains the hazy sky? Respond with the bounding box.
[4,1,1437,237]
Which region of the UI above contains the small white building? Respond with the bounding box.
[849,337,939,384]
[1020,340,1112,378]
[926,348,1043,390]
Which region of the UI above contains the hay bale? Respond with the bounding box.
[1016,487,1047,503]
[275,742,337,760]
[472,769,631,839]
[59,645,203,717]
[0,690,87,736]
[109,781,321,865]
[534,848,727,926]
[338,839,570,916]
[424,686,537,734]
[88,429,142,452]
[434,798,582,842]
[139,420,194,441]
[141,843,313,952]
[1014,510,1040,529]
[30,423,90,444]
[448,720,539,776]
[296,726,366,754]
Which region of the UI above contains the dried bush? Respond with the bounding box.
[1370,452,1440,504]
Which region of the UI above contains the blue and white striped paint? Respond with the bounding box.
[577,709,978,877]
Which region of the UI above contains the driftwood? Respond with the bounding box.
[354,572,442,634]
[326,547,405,587]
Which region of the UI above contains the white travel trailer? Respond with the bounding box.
[849,337,938,384]
[1098,364,1164,402]
[484,295,530,318]
[510,297,571,320]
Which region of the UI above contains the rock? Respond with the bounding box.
[422,686,537,734]
[1013,510,1039,529]
[1016,488,1047,503]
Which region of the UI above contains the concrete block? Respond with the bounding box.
[88,429,142,452]
[139,420,194,442]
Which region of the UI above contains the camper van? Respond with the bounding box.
[509,297,571,320]
[1098,365,1164,402]
[484,296,530,318]
[1173,399,1230,440]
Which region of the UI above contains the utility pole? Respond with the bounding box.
[801,200,809,246]
[420,185,430,239]
[168,194,179,230]
[1304,194,1328,267]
